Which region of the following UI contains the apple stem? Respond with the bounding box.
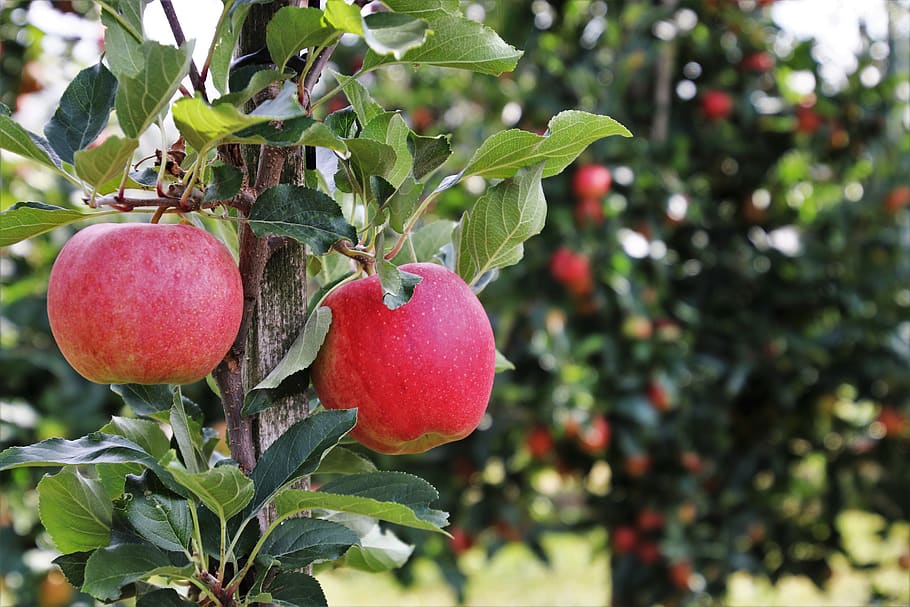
[150,206,166,224]
[333,240,375,275]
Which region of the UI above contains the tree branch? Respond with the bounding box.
[160,0,207,100]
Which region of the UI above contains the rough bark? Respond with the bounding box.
[237,3,311,525]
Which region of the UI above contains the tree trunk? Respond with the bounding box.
[238,3,311,525]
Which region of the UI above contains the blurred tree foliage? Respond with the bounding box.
[349,0,910,604]
[2,1,909,606]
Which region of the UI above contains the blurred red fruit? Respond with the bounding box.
[526,425,554,458]
[884,185,910,215]
[580,415,611,454]
[624,454,652,477]
[795,106,822,134]
[549,247,594,296]
[636,541,661,565]
[636,508,665,531]
[669,560,693,589]
[877,406,907,437]
[449,527,474,555]
[612,525,638,554]
[574,197,604,227]
[741,51,774,72]
[701,90,733,121]
[572,164,612,198]
[648,379,672,412]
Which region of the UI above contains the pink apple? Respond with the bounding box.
[310,262,496,454]
[47,223,242,384]
[572,164,612,198]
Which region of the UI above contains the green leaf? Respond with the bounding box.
[74,135,138,189]
[382,0,460,17]
[38,468,112,553]
[463,110,632,179]
[313,446,378,475]
[495,349,515,372]
[376,260,422,310]
[0,114,64,172]
[323,0,363,35]
[110,384,174,418]
[136,588,196,607]
[333,514,414,572]
[44,62,118,164]
[210,4,250,95]
[275,471,449,533]
[266,571,328,607]
[204,163,244,202]
[0,202,114,248]
[334,73,384,127]
[0,433,159,471]
[163,454,254,521]
[123,487,193,554]
[169,386,207,473]
[215,68,288,107]
[362,14,522,76]
[362,112,412,188]
[53,551,92,588]
[82,542,192,602]
[231,114,349,154]
[100,417,170,459]
[254,306,332,391]
[391,220,455,265]
[248,184,357,255]
[258,517,359,569]
[173,97,265,152]
[386,176,423,232]
[246,409,357,518]
[344,138,396,188]
[410,133,452,181]
[266,6,339,72]
[363,12,430,60]
[456,163,546,286]
[115,40,194,138]
[100,0,145,77]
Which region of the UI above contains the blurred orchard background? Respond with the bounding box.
[2,1,910,606]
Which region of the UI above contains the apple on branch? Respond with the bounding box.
[47,223,243,385]
[311,262,496,455]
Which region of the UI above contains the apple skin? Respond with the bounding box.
[47,223,243,385]
[310,262,496,455]
[572,164,612,198]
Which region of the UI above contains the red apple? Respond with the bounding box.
[669,560,693,589]
[612,525,638,554]
[796,106,822,134]
[636,508,665,531]
[47,223,242,385]
[579,414,611,454]
[449,526,474,555]
[624,454,652,477]
[526,425,554,459]
[636,541,661,565]
[741,51,774,72]
[549,247,594,296]
[884,185,910,215]
[572,164,612,198]
[574,197,604,227]
[310,262,496,454]
[648,379,672,412]
[877,406,907,437]
[700,90,733,121]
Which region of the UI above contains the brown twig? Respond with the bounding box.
[160,0,207,100]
